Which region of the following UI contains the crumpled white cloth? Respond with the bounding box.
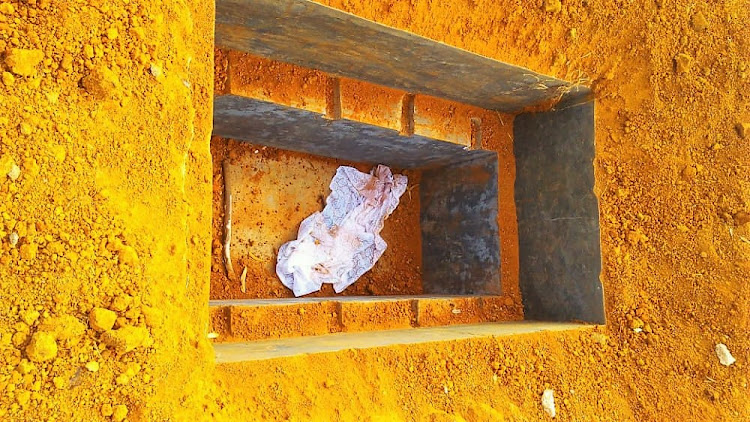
[276,165,408,296]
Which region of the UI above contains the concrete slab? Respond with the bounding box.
[421,153,501,294]
[514,102,605,324]
[215,0,590,112]
[213,95,495,169]
[213,321,591,363]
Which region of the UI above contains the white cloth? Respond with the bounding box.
[276,165,407,296]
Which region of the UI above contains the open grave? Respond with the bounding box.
[209,0,605,361]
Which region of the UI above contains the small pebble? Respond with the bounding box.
[25,332,58,362]
[19,122,33,135]
[543,0,562,13]
[112,404,128,422]
[591,332,608,346]
[542,389,556,418]
[52,376,66,389]
[715,343,736,366]
[21,310,39,326]
[9,232,19,247]
[675,53,693,74]
[150,64,162,78]
[7,163,20,181]
[4,48,45,77]
[16,390,30,407]
[692,12,709,31]
[89,307,117,332]
[2,71,14,86]
[81,66,121,100]
[101,403,113,417]
[0,2,15,14]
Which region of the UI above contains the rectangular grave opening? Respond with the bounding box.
[209,0,606,345]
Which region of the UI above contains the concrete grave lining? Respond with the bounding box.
[214,0,604,325]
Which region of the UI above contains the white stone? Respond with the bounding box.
[541,389,556,418]
[715,343,736,366]
[9,232,19,247]
[150,64,162,78]
[7,163,20,181]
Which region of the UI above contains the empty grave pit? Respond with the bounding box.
[208,0,605,360]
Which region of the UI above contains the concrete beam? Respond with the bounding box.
[214,321,592,363]
[215,0,589,113]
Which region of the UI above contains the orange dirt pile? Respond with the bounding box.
[0,0,219,419]
[0,1,748,422]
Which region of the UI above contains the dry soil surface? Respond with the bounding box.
[0,0,748,421]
